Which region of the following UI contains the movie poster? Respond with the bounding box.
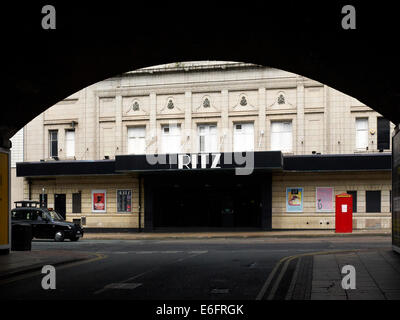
[92,190,106,213]
[316,187,334,212]
[286,187,303,212]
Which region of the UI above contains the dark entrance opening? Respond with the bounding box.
[144,171,272,230]
[54,194,66,219]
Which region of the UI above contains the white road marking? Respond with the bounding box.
[102,283,142,290]
[93,250,207,295]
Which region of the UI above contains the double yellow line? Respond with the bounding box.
[255,249,372,300]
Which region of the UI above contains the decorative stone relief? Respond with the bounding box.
[232,93,256,110]
[268,91,294,109]
[194,95,218,113]
[159,96,183,114]
[123,97,149,116]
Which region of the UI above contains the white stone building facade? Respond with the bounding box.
[11,61,393,230]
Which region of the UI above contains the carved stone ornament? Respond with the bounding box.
[240,96,247,106]
[278,94,285,105]
[167,99,174,109]
[132,101,139,111]
[203,98,210,108]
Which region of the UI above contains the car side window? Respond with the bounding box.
[11,210,25,220]
[32,210,43,221]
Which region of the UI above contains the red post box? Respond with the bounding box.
[335,193,353,233]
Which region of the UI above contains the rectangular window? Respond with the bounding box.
[198,124,217,153]
[366,190,381,213]
[128,126,146,154]
[10,128,24,168]
[72,193,81,213]
[271,121,292,152]
[117,190,132,213]
[347,190,357,213]
[161,124,181,154]
[49,130,58,158]
[377,117,390,150]
[356,118,368,150]
[233,123,254,152]
[65,130,75,157]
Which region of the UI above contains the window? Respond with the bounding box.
[233,123,254,152]
[366,191,381,213]
[377,117,390,150]
[271,121,292,152]
[72,193,81,213]
[117,190,132,213]
[356,118,368,150]
[65,130,75,157]
[161,124,181,154]
[128,126,146,154]
[10,128,24,168]
[347,190,357,212]
[198,124,217,153]
[49,130,58,158]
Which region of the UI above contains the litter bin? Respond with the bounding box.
[11,223,32,251]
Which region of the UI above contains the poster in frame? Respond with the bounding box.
[286,187,303,212]
[92,189,107,213]
[316,187,334,212]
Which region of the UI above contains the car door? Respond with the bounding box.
[29,210,46,238]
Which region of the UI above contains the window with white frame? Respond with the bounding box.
[10,128,24,167]
[270,121,292,152]
[65,129,75,157]
[49,130,58,158]
[161,124,181,154]
[128,126,146,154]
[233,123,254,152]
[356,118,368,150]
[198,124,217,153]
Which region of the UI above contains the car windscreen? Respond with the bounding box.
[47,210,64,221]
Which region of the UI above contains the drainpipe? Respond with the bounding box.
[138,175,142,232]
[28,179,32,200]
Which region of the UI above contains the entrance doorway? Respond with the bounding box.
[145,172,272,230]
[54,194,66,219]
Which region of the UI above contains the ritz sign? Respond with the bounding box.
[145,152,254,175]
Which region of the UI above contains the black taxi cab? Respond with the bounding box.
[11,201,84,241]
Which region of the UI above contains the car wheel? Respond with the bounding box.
[54,231,65,242]
[70,236,80,242]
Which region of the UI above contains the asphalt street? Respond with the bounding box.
[0,236,391,300]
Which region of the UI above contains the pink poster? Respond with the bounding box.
[316,187,334,212]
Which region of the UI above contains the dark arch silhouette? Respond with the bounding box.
[2,2,400,144]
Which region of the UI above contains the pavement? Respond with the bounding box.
[0,249,101,281]
[280,249,400,300]
[83,229,392,240]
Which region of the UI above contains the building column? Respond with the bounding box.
[258,88,266,151]
[115,95,122,156]
[296,77,305,155]
[184,91,192,153]
[221,90,229,152]
[148,92,157,154]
